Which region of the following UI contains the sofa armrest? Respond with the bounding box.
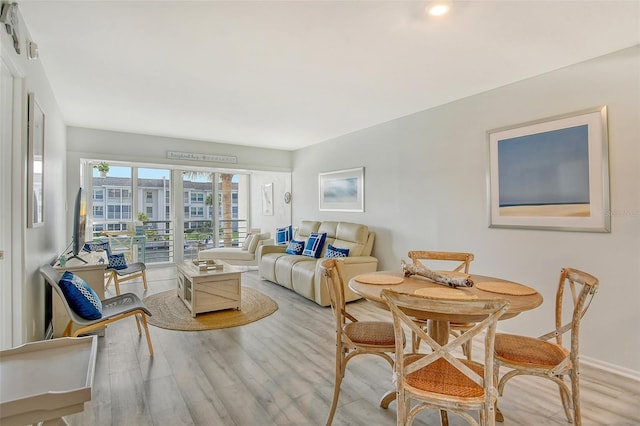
[256,243,286,263]
[314,256,379,306]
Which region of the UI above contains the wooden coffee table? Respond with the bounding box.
[176,261,242,317]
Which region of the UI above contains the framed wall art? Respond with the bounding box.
[319,167,364,212]
[488,106,609,232]
[262,183,273,216]
[27,92,45,227]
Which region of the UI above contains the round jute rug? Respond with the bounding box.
[143,288,278,331]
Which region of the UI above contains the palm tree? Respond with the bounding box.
[182,171,234,248]
[221,174,233,247]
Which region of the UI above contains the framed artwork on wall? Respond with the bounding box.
[262,183,273,216]
[488,106,610,232]
[319,167,364,212]
[27,92,45,228]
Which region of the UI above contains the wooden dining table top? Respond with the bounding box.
[348,270,543,322]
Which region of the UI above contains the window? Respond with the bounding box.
[93,206,104,218]
[190,207,204,217]
[191,192,204,203]
[93,189,103,201]
[146,191,153,202]
[146,206,153,217]
[107,205,131,220]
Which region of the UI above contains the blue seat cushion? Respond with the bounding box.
[324,244,350,258]
[285,240,305,255]
[58,271,103,320]
[302,232,327,258]
[83,240,111,255]
[107,253,128,270]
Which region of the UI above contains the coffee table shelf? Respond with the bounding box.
[176,261,241,317]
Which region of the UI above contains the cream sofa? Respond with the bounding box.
[257,221,377,306]
[198,232,273,267]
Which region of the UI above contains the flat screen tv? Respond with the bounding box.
[68,187,87,263]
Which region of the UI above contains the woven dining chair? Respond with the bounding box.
[407,251,475,358]
[320,258,404,426]
[494,267,599,425]
[382,289,509,426]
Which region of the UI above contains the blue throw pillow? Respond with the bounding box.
[107,253,128,270]
[276,225,293,245]
[302,232,327,258]
[58,271,103,320]
[285,240,305,255]
[83,240,111,255]
[325,244,350,258]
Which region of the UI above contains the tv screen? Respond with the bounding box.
[70,187,87,262]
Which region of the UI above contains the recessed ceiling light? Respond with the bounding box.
[426,1,452,17]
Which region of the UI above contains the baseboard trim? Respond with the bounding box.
[580,354,640,382]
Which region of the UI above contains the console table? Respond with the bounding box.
[52,251,107,337]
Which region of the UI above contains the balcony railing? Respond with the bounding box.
[91,218,251,264]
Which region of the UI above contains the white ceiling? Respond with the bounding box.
[18,1,640,151]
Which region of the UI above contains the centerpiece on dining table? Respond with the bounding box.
[401,260,474,288]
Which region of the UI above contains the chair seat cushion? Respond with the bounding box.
[405,356,485,398]
[344,321,396,346]
[111,262,145,276]
[58,271,103,320]
[495,333,569,368]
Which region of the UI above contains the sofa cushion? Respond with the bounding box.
[296,221,321,239]
[303,232,327,258]
[325,244,350,258]
[248,232,270,253]
[285,239,305,255]
[276,225,293,244]
[242,234,255,250]
[199,248,257,262]
[332,222,370,256]
[275,255,315,288]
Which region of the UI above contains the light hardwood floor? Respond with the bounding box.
[65,266,639,426]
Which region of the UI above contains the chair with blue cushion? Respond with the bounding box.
[84,240,148,295]
[40,264,154,356]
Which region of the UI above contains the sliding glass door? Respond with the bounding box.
[88,161,251,265]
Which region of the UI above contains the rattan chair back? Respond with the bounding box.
[382,289,509,426]
[494,267,599,425]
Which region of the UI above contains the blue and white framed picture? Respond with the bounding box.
[488,106,610,233]
[319,167,364,212]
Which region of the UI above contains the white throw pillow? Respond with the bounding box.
[247,234,261,253]
[242,234,255,251]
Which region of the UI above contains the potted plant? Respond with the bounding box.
[94,162,110,177]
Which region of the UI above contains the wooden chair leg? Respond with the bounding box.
[134,313,142,335]
[139,313,154,356]
[326,340,344,426]
[142,270,148,291]
[62,320,73,337]
[440,410,449,426]
[114,276,121,296]
[571,370,581,426]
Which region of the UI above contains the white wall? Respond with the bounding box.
[292,46,640,374]
[1,8,67,343]
[65,127,292,244]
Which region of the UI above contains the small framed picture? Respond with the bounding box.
[319,167,364,212]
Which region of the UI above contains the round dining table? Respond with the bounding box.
[349,270,543,345]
